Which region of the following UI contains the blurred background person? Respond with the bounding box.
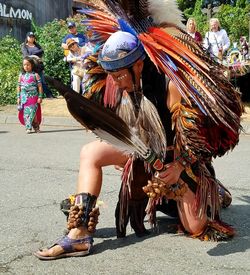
[239,36,249,61]
[61,22,86,56]
[65,38,84,94]
[17,57,43,134]
[21,32,54,98]
[203,18,230,61]
[186,18,202,44]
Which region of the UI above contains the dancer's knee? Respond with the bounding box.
[80,144,93,162]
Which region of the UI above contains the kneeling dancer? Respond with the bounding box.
[35,0,242,260]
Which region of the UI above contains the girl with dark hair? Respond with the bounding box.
[17,56,43,134]
[21,32,54,98]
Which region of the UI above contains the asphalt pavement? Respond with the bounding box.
[0,106,250,275]
[0,100,250,133]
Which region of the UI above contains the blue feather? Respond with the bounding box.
[118,19,137,36]
[164,54,178,71]
[77,8,91,15]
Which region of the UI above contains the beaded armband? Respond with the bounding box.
[38,93,43,99]
[175,150,196,167]
[17,92,20,99]
[143,178,188,201]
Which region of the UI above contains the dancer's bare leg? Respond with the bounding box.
[36,140,128,257]
[77,140,128,195]
[177,189,207,235]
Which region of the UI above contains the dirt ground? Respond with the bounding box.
[0,96,70,117]
[0,97,250,121]
[41,96,71,117]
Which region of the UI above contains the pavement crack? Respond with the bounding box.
[2,252,33,267]
[42,166,78,173]
[0,265,13,274]
[2,202,58,213]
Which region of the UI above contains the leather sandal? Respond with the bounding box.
[34,235,93,260]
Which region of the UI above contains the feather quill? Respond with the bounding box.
[45,76,164,169]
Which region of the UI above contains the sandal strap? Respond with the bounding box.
[56,235,93,253]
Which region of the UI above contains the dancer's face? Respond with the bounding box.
[109,69,132,92]
[108,60,144,93]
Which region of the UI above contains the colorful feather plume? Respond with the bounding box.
[75,0,243,158]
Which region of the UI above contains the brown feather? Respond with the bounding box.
[45,76,165,169]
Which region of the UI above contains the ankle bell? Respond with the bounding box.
[67,192,100,233]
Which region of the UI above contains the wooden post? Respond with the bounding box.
[202,3,220,22]
[202,4,212,21]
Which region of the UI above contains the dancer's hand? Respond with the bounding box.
[154,161,184,186]
[37,98,42,104]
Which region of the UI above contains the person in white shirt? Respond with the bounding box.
[65,38,84,93]
[203,18,230,61]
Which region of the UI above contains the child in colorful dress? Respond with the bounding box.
[17,56,43,134]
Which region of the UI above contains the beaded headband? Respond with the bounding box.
[99,31,145,72]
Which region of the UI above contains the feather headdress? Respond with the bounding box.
[66,0,242,227]
[47,0,242,226]
[147,0,184,28]
[76,0,242,158]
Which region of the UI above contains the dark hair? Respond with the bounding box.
[21,56,36,73]
[24,36,42,50]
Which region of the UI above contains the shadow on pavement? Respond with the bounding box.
[208,195,250,256]
[92,233,153,255]
[38,128,83,134]
[94,198,250,257]
[93,217,179,255]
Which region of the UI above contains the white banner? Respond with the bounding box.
[0,3,32,20]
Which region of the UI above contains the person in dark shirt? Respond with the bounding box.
[61,22,86,51]
[21,32,55,98]
[21,32,44,58]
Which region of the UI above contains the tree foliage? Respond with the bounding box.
[182,0,250,43]
[0,15,86,105]
[202,1,239,7]
[0,35,22,105]
[0,3,249,105]
[177,0,196,16]
[217,3,250,42]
